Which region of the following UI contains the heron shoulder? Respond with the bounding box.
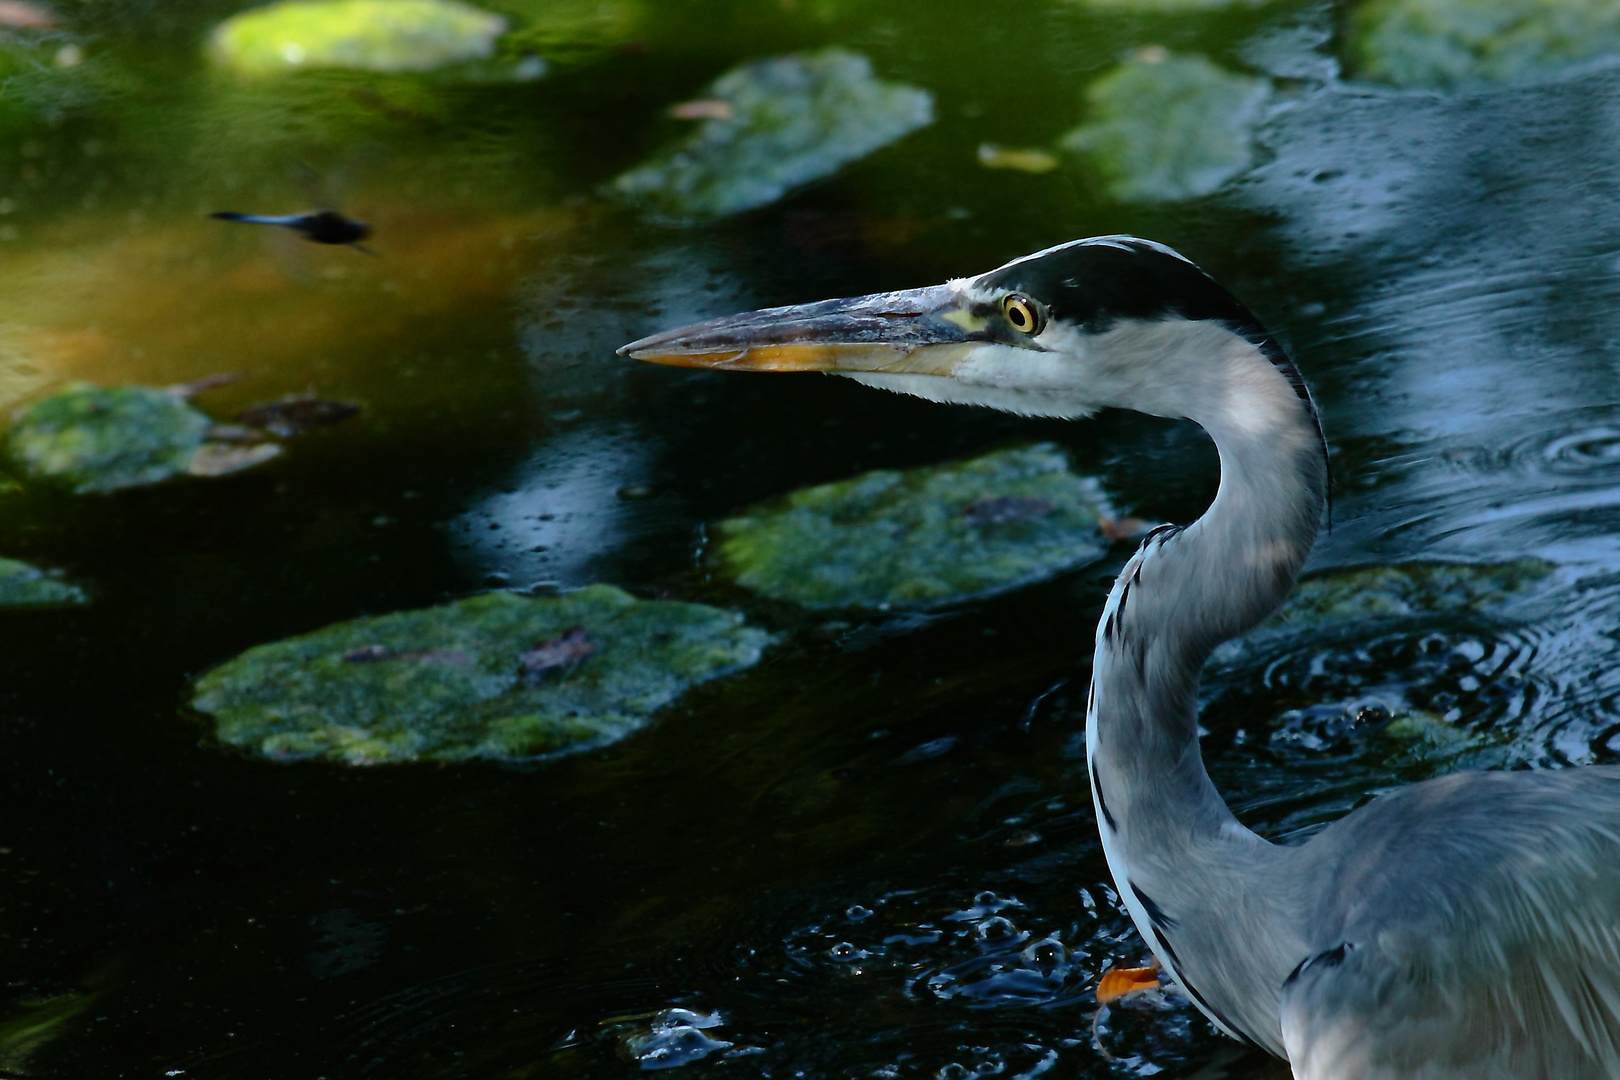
[1281,767,1620,1078]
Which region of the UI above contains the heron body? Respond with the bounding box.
[620,236,1620,1078]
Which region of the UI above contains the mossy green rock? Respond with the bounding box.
[192,585,772,765]
[1264,558,1554,628]
[1351,0,1620,88]
[1060,52,1269,203]
[209,0,508,76]
[0,558,87,607]
[612,48,933,222]
[7,383,212,494]
[715,445,1117,611]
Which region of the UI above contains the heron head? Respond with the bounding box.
[618,235,1319,436]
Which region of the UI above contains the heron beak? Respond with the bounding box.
[617,284,993,376]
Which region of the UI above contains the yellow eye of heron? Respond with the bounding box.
[1002,295,1043,335]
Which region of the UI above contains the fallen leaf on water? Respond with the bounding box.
[236,395,361,437]
[668,99,733,120]
[519,625,596,682]
[0,1,57,29]
[976,143,1059,173]
[187,442,283,477]
[1095,962,1160,1004]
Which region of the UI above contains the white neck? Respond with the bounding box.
[1084,328,1328,1054]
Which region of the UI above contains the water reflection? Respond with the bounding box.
[454,424,653,589]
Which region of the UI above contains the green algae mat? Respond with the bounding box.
[192,585,772,765]
[714,444,1122,610]
[6,382,281,494]
[0,557,87,608]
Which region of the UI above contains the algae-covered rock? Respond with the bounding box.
[1060,51,1269,203]
[1214,558,1554,664]
[209,0,508,76]
[5,382,281,494]
[714,445,1120,611]
[0,558,87,607]
[612,49,933,223]
[1350,0,1620,88]
[1265,558,1554,629]
[192,584,772,765]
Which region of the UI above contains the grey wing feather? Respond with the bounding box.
[1280,768,1620,1080]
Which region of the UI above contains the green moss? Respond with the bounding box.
[192,584,772,765]
[0,558,87,608]
[715,445,1118,611]
[1264,558,1554,628]
[6,383,213,494]
[0,993,91,1075]
[612,49,933,222]
[1350,0,1620,88]
[1060,52,1269,203]
[209,0,508,76]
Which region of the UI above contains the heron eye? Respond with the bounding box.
[1002,295,1042,335]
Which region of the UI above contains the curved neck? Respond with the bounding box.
[1086,333,1327,1051]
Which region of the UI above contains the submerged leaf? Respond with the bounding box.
[191,585,772,765]
[714,444,1121,610]
[1061,50,1269,202]
[518,625,597,682]
[612,49,933,222]
[208,0,508,76]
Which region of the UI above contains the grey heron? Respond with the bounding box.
[620,235,1620,1078]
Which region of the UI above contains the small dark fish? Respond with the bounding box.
[518,626,596,684]
[210,209,372,248]
[236,395,360,438]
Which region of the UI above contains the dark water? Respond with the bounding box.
[5,0,1620,1076]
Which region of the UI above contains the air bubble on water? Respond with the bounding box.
[846,904,874,922]
[829,941,868,961]
[1020,937,1067,970]
[977,916,1018,942]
